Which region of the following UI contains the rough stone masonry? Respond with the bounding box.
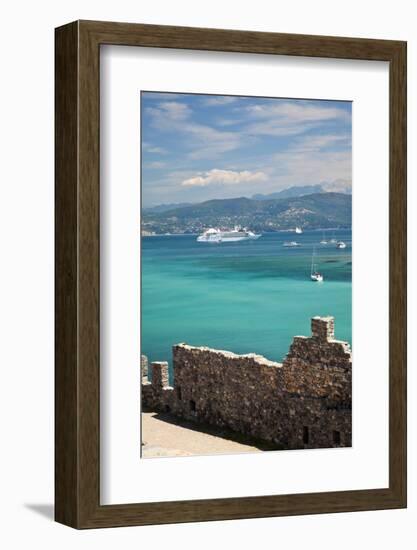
[141,316,352,450]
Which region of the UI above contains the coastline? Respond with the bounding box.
[141,227,352,237]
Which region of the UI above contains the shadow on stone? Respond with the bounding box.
[146,409,284,451]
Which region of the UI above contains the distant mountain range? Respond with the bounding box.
[142,192,352,235]
[144,181,352,214]
[251,184,323,201]
[143,202,193,213]
[252,181,351,201]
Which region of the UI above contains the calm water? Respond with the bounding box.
[142,230,352,380]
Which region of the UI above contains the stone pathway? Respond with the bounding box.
[141,411,261,458]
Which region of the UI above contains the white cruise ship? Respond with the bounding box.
[197,227,261,243]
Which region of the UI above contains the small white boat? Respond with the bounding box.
[311,272,324,282]
[336,241,347,249]
[283,241,300,247]
[320,231,328,245]
[310,247,324,282]
[295,226,303,234]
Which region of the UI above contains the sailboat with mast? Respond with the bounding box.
[310,246,324,282]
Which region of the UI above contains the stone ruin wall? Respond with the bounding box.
[141,316,352,450]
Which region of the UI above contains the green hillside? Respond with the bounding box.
[142,192,351,234]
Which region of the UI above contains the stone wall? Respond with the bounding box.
[141,316,352,450]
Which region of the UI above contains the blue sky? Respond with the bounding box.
[141,92,352,207]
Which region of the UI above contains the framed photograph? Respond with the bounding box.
[55,20,406,528]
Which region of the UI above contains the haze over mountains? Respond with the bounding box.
[142,187,352,235]
[143,186,321,212]
[144,181,351,212]
[251,185,323,201]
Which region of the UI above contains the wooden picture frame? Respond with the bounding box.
[55,20,407,528]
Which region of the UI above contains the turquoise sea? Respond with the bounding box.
[142,230,352,381]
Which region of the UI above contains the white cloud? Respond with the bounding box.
[145,161,166,169]
[143,98,351,171]
[142,92,186,101]
[145,101,245,159]
[245,101,346,121]
[272,148,351,186]
[142,143,166,154]
[185,125,243,159]
[146,101,191,127]
[243,101,349,137]
[321,179,352,193]
[182,169,267,187]
[256,132,351,192]
[203,96,237,106]
[291,133,350,152]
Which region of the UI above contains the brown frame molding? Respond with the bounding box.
[55,20,407,528]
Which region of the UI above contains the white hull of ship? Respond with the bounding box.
[197,234,261,243]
